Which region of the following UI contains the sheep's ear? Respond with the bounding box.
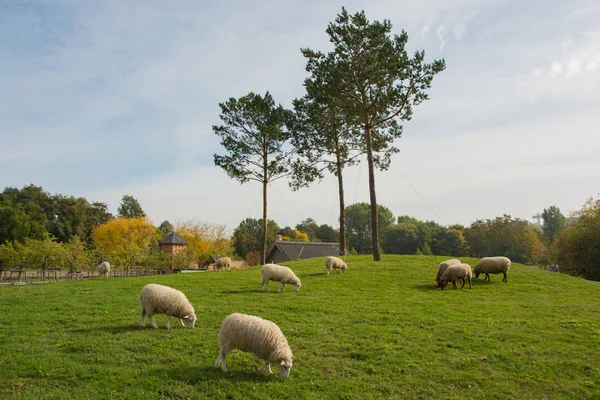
[280,360,285,365]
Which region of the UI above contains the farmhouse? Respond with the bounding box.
[159,233,187,254]
[265,240,342,264]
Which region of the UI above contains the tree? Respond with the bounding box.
[158,220,175,237]
[302,8,445,260]
[464,215,546,264]
[117,195,146,219]
[61,236,93,272]
[25,238,64,280]
[295,218,320,241]
[431,228,468,257]
[317,224,339,243]
[290,85,363,254]
[213,92,293,265]
[232,218,280,260]
[542,206,567,244]
[0,201,47,243]
[552,197,600,281]
[91,217,158,269]
[346,202,394,254]
[383,222,420,254]
[292,230,310,242]
[175,220,232,267]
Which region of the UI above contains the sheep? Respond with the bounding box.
[214,313,293,378]
[97,261,110,278]
[474,256,511,283]
[435,258,461,287]
[213,256,232,271]
[261,263,301,292]
[325,256,347,276]
[439,263,472,290]
[139,284,196,329]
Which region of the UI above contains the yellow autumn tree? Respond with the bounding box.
[92,217,159,269]
[293,230,310,242]
[176,220,233,266]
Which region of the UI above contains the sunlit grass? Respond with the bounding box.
[0,255,599,399]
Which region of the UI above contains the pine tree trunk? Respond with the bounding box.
[261,179,268,265]
[364,125,381,261]
[335,136,347,255]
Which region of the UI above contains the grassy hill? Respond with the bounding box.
[0,255,599,399]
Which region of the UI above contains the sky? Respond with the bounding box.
[1,0,599,233]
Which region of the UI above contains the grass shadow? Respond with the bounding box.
[412,283,440,291]
[151,365,276,383]
[301,272,328,278]
[219,289,263,294]
[71,324,145,334]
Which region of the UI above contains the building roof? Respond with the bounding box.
[265,241,341,263]
[159,233,188,245]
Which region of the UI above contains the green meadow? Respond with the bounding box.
[0,255,599,399]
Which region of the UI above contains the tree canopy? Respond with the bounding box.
[213,91,294,264]
[301,7,445,260]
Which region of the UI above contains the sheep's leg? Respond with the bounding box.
[179,318,185,327]
[485,273,490,281]
[460,278,466,289]
[140,308,146,327]
[166,316,171,329]
[219,351,228,372]
[468,277,472,289]
[261,280,270,292]
[215,349,227,372]
[278,283,285,293]
[148,313,158,329]
[502,272,507,283]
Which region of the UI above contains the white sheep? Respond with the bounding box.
[139,283,197,329]
[214,313,293,378]
[435,258,461,287]
[261,263,301,292]
[439,263,472,290]
[325,256,347,276]
[97,261,110,278]
[474,256,511,283]
[213,256,232,271]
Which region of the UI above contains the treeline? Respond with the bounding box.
[232,203,547,265]
[0,185,233,273]
[2,185,598,281]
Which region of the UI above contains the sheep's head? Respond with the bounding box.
[182,314,196,328]
[439,280,449,290]
[293,282,301,292]
[474,271,481,278]
[276,359,293,378]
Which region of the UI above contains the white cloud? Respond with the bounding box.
[566,59,582,78]
[421,24,430,39]
[1,0,599,232]
[436,26,446,50]
[548,61,564,77]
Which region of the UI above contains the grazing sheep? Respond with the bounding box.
[325,256,347,276]
[213,256,232,271]
[435,259,461,287]
[139,284,196,329]
[439,263,472,290]
[97,261,111,278]
[261,263,301,292]
[474,256,511,283]
[215,313,293,378]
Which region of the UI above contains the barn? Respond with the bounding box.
[265,240,342,264]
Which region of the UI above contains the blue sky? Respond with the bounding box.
[1,0,599,232]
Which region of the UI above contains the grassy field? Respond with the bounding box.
[0,255,599,399]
